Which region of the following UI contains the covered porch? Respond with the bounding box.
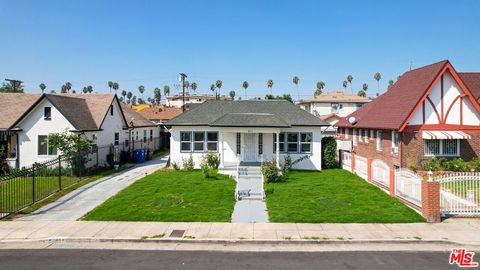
[0,130,19,169]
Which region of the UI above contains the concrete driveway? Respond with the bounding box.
[17,155,169,221]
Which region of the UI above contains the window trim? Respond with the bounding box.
[44,107,51,120]
[38,135,57,156]
[273,132,312,154]
[364,129,368,143]
[299,132,313,154]
[370,129,374,140]
[391,131,399,154]
[352,129,357,146]
[376,130,382,151]
[424,139,460,157]
[180,131,192,152]
[114,132,120,146]
[193,131,205,152]
[207,131,219,152]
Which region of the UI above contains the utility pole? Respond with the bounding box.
[5,78,23,92]
[179,73,187,112]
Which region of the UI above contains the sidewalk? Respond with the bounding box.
[16,155,169,221]
[1,218,479,246]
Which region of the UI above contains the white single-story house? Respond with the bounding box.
[0,93,160,169]
[165,100,330,170]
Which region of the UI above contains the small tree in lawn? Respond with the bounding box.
[48,130,93,176]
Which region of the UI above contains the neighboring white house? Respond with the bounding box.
[299,91,370,118]
[166,100,330,171]
[0,93,159,169]
[165,93,230,108]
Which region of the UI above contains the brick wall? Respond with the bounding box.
[460,132,480,161]
[421,180,441,223]
[338,128,401,168]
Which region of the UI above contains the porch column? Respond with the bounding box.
[6,135,11,158]
[276,132,280,168]
[220,132,224,168]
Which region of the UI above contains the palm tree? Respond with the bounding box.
[108,81,113,93]
[215,80,222,99]
[388,79,394,90]
[87,85,93,93]
[342,80,348,92]
[121,90,127,100]
[374,72,382,97]
[163,85,170,97]
[127,91,133,104]
[242,81,249,99]
[191,82,198,94]
[39,83,46,93]
[132,95,137,106]
[210,84,216,97]
[61,84,67,93]
[229,90,236,100]
[267,80,274,95]
[357,90,366,97]
[346,75,353,94]
[72,90,76,94]
[138,85,145,100]
[315,81,325,96]
[112,82,119,94]
[65,82,72,93]
[83,86,88,94]
[292,76,300,101]
[362,83,368,92]
[153,87,161,105]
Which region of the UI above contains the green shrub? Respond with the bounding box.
[171,162,180,170]
[204,153,220,169]
[181,155,195,171]
[261,160,284,183]
[443,158,469,172]
[322,137,338,169]
[421,158,440,171]
[199,153,219,178]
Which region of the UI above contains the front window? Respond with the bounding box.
[150,129,153,142]
[358,129,363,142]
[44,107,51,120]
[193,132,205,152]
[143,130,147,143]
[352,129,357,146]
[38,135,57,156]
[391,131,399,154]
[370,129,374,140]
[180,132,192,152]
[258,133,263,155]
[424,139,459,157]
[345,128,349,139]
[236,133,241,155]
[287,133,299,153]
[114,132,119,146]
[356,103,363,108]
[364,129,368,143]
[376,130,382,151]
[124,132,129,147]
[331,103,340,113]
[207,132,218,152]
[300,133,312,153]
[273,133,286,153]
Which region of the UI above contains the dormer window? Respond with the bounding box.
[44,107,51,120]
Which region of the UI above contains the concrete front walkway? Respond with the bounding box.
[1,219,479,246]
[16,155,169,221]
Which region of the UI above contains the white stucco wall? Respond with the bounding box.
[17,99,76,167]
[309,102,364,117]
[408,71,480,126]
[170,126,323,170]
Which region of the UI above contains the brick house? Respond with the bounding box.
[335,60,480,169]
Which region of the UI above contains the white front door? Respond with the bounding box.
[243,133,257,162]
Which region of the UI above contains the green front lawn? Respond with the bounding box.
[83,170,236,222]
[266,169,424,223]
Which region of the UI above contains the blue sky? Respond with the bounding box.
[1,0,479,100]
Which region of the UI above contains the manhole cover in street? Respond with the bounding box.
[169,230,185,238]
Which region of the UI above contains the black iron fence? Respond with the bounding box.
[0,137,164,219]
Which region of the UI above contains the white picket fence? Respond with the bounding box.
[371,159,390,188]
[437,173,480,217]
[354,155,368,180]
[395,168,422,207]
[342,151,352,172]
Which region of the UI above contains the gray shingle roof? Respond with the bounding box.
[166,100,330,127]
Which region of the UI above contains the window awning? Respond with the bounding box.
[422,131,471,140]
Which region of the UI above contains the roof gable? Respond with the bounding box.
[0,93,41,129]
[459,72,480,102]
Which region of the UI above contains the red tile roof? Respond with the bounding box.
[336,60,449,130]
[120,103,156,127]
[459,72,480,101]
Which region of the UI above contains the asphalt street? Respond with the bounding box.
[0,249,454,270]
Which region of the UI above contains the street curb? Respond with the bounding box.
[1,237,479,247]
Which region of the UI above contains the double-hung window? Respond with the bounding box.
[236,133,241,155]
[352,129,357,146]
[44,107,51,120]
[287,133,299,153]
[370,129,374,140]
[207,132,218,152]
[424,139,459,157]
[124,132,129,147]
[300,133,312,153]
[193,132,205,152]
[150,129,153,142]
[376,130,382,151]
[391,131,399,154]
[273,133,285,153]
[143,130,147,143]
[180,132,192,152]
[114,132,119,146]
[38,135,57,156]
[358,129,363,142]
[364,129,368,142]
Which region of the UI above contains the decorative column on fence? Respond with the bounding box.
[351,152,355,173]
[421,171,441,223]
[389,167,395,196]
[367,158,372,183]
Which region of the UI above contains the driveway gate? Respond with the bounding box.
[438,173,480,217]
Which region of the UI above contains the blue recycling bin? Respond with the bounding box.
[133,149,146,163]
